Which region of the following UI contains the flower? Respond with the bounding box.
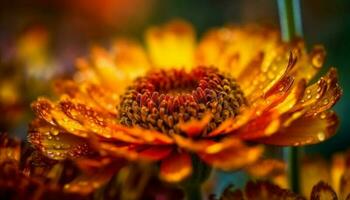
[29,20,342,182]
[299,151,350,199]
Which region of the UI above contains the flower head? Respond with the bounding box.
[29,20,342,182]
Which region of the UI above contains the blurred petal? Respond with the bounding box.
[310,182,338,200]
[196,26,280,78]
[173,134,263,170]
[64,161,122,195]
[331,153,346,195]
[160,152,192,182]
[0,134,21,164]
[111,124,174,145]
[198,138,264,171]
[300,157,331,197]
[245,159,286,178]
[235,111,281,140]
[99,142,173,161]
[111,39,150,79]
[244,181,305,200]
[146,20,195,68]
[340,169,350,200]
[255,111,339,146]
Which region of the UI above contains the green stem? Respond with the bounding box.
[184,185,202,200]
[283,147,300,193]
[277,0,303,41]
[277,0,303,193]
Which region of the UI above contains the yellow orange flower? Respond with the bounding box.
[299,152,350,199]
[28,20,342,182]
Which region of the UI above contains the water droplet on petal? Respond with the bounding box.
[323,99,329,105]
[317,132,325,141]
[320,113,327,119]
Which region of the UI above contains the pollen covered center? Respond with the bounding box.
[118,67,245,136]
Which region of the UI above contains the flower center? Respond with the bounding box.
[118,67,245,136]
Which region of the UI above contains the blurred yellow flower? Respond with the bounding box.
[28,20,341,182]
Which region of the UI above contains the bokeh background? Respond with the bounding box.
[0,0,349,192]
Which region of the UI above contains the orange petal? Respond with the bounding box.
[293,45,326,82]
[146,20,195,68]
[245,159,286,178]
[58,98,144,144]
[331,153,346,195]
[296,68,342,117]
[196,26,280,78]
[179,113,212,138]
[111,39,150,80]
[28,119,93,160]
[84,83,119,115]
[235,111,281,140]
[198,138,264,171]
[160,152,192,182]
[111,124,174,145]
[255,111,339,146]
[240,50,297,103]
[310,182,338,200]
[340,168,350,200]
[98,142,173,161]
[32,98,89,138]
[137,146,174,161]
[300,156,331,197]
[172,134,217,153]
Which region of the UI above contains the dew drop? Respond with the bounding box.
[317,132,326,141]
[322,99,329,105]
[51,130,59,136]
[306,89,311,94]
[320,113,327,119]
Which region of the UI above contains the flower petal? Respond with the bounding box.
[31,98,89,138]
[111,124,174,145]
[178,113,212,138]
[173,133,264,171]
[64,161,122,195]
[28,120,93,160]
[300,157,331,197]
[294,68,342,117]
[255,111,339,146]
[98,142,173,161]
[146,20,195,68]
[160,152,192,182]
[199,146,263,171]
[310,181,338,200]
[58,98,145,144]
[245,159,286,178]
[293,45,326,82]
[196,26,280,78]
